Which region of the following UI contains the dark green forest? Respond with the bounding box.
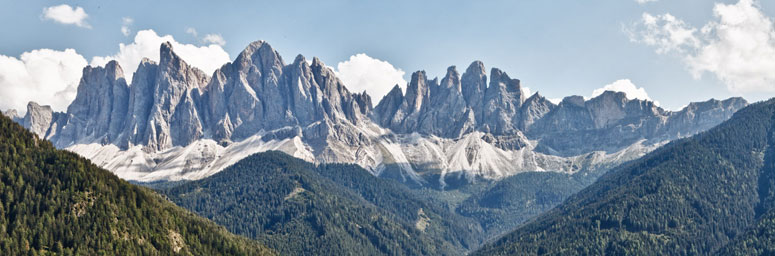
[474,99,775,255]
[164,151,483,255]
[0,113,273,255]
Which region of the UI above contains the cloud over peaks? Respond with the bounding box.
[91,29,231,82]
[0,48,88,112]
[591,79,659,105]
[335,54,407,102]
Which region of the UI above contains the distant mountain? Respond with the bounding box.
[0,113,272,255]
[473,99,775,255]
[163,151,482,255]
[13,40,746,186]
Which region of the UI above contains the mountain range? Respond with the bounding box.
[5,40,747,188]
[473,99,775,255]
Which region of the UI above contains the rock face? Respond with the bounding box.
[12,40,749,184]
[56,60,130,146]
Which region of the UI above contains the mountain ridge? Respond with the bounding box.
[473,99,775,255]
[11,40,748,184]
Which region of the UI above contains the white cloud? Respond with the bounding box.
[202,34,226,46]
[0,48,88,113]
[42,4,90,28]
[185,27,198,37]
[629,0,775,93]
[521,86,532,97]
[334,53,407,102]
[636,0,658,4]
[627,13,700,54]
[591,79,659,105]
[121,17,133,36]
[91,29,231,82]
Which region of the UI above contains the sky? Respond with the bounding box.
[1,0,775,113]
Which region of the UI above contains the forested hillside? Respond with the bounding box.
[0,113,272,255]
[474,99,775,255]
[165,151,482,255]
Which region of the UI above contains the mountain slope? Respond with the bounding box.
[0,113,272,255]
[456,171,587,237]
[164,151,480,255]
[474,99,775,255]
[718,207,775,255]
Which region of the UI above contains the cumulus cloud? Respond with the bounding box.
[121,17,133,36]
[202,34,226,46]
[334,53,407,102]
[0,48,88,112]
[42,4,90,28]
[0,29,230,113]
[591,79,658,105]
[627,13,700,54]
[91,29,231,82]
[636,0,658,4]
[629,0,775,93]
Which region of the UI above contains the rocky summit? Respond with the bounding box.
[13,40,747,185]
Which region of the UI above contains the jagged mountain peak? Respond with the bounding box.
[234,40,284,74]
[103,60,124,79]
[389,83,403,94]
[464,60,486,75]
[311,56,324,67]
[292,54,307,65]
[159,41,185,69]
[441,66,462,91]
[559,95,585,106]
[488,67,521,93]
[3,108,18,120]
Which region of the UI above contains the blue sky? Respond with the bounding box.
[1,0,774,112]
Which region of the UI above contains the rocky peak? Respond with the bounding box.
[488,68,521,93]
[405,71,432,113]
[519,92,556,130]
[23,102,55,138]
[3,109,19,121]
[585,91,630,129]
[480,68,524,135]
[560,95,585,107]
[461,61,487,110]
[353,91,373,115]
[373,85,405,126]
[250,41,284,75]
[54,61,130,146]
[665,97,748,137]
[440,66,461,91]
[104,60,124,81]
[158,42,209,90]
